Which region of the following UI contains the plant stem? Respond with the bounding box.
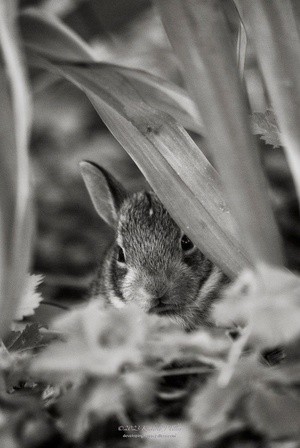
[158,367,214,377]
[0,0,33,336]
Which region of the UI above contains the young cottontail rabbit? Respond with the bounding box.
[80,161,228,330]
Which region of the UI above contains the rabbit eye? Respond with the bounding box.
[181,234,194,252]
[117,246,126,263]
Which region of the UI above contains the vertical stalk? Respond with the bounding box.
[236,21,247,78]
[236,0,300,207]
[0,70,15,334]
[156,0,285,268]
[0,0,33,334]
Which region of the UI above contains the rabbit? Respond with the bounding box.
[80,160,229,331]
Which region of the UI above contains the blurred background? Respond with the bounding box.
[20,0,300,313]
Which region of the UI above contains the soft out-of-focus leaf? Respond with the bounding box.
[31,299,229,383]
[30,301,231,440]
[31,302,146,382]
[144,323,229,369]
[251,110,281,148]
[58,372,155,441]
[213,265,300,348]
[0,0,33,336]
[190,374,244,430]
[80,379,125,423]
[190,353,300,440]
[248,383,300,439]
[145,314,230,368]
[156,0,285,268]
[20,9,202,133]
[190,358,259,433]
[20,8,95,62]
[123,369,156,413]
[52,300,146,349]
[55,386,88,441]
[30,303,159,441]
[266,362,300,386]
[14,274,44,321]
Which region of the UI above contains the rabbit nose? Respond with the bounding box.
[150,294,167,307]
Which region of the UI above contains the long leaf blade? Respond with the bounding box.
[20,8,95,62]
[113,65,203,133]
[27,52,249,277]
[156,0,285,268]
[19,9,202,133]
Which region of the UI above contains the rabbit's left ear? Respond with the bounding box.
[79,160,128,228]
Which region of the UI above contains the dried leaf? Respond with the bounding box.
[251,110,281,148]
[5,323,42,352]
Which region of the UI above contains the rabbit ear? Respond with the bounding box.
[79,161,127,228]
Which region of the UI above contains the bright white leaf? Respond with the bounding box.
[213,265,300,348]
[31,302,147,382]
[14,274,44,320]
